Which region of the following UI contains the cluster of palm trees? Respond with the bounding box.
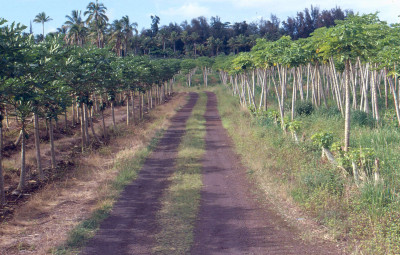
[34,1,137,56]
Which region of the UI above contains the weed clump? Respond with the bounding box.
[315,106,342,118]
[296,101,314,116]
[351,110,375,128]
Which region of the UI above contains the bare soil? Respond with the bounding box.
[0,97,151,221]
[82,93,199,255]
[190,92,344,254]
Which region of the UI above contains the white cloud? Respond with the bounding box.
[161,3,210,19]
[46,26,57,34]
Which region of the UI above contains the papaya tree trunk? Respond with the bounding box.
[264,70,268,111]
[89,108,102,144]
[84,104,90,145]
[344,60,351,152]
[384,71,388,109]
[203,67,208,87]
[291,70,296,121]
[147,90,151,109]
[141,93,144,119]
[131,91,135,124]
[387,75,400,127]
[80,105,86,151]
[111,101,116,129]
[101,110,106,138]
[139,93,142,121]
[93,94,99,113]
[0,119,5,205]
[49,118,56,169]
[14,130,23,147]
[126,93,130,126]
[34,113,43,180]
[64,110,68,131]
[372,65,379,121]
[149,89,153,109]
[76,101,80,125]
[5,108,9,129]
[17,122,27,191]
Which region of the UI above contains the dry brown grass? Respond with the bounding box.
[0,93,187,255]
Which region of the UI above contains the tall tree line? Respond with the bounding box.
[38,3,351,57]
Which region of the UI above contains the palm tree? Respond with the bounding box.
[191,32,200,57]
[228,37,238,54]
[33,12,52,40]
[109,19,124,56]
[169,31,179,53]
[157,28,169,52]
[65,10,84,27]
[120,15,138,56]
[130,35,141,55]
[84,0,108,48]
[207,36,216,56]
[57,25,67,35]
[215,38,223,55]
[65,10,87,46]
[68,23,88,46]
[181,31,190,55]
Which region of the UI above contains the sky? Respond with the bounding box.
[2,0,400,35]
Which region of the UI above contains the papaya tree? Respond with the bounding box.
[180,58,196,87]
[315,13,385,151]
[0,18,30,199]
[65,46,94,150]
[196,56,214,87]
[0,19,36,192]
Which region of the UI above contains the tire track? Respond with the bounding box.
[191,91,341,255]
[82,92,198,255]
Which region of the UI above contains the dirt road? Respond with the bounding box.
[82,93,198,255]
[190,92,341,255]
[83,91,341,255]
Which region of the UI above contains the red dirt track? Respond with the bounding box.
[82,91,343,255]
[82,92,198,255]
[190,92,342,255]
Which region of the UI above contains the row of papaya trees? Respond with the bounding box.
[212,13,400,187]
[0,18,183,204]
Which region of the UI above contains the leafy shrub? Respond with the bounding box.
[383,109,398,128]
[248,105,257,116]
[332,144,377,177]
[352,110,375,128]
[288,120,302,133]
[266,109,279,120]
[296,101,314,116]
[311,132,334,149]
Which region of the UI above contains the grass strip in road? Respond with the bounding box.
[153,92,207,255]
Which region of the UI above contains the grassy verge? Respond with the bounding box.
[214,86,400,254]
[153,92,207,254]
